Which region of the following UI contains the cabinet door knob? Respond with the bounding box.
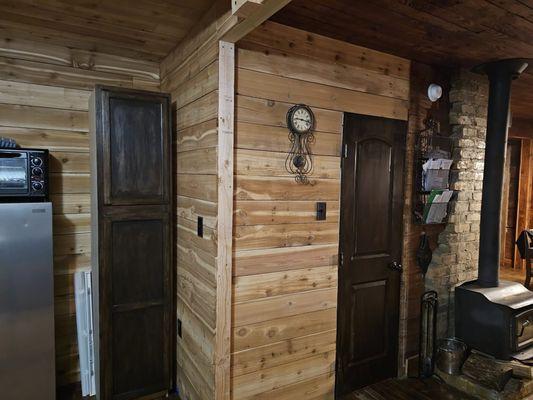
[389,261,403,273]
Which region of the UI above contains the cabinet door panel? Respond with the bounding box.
[102,91,170,205]
[112,307,167,399]
[111,218,165,305]
[102,210,171,400]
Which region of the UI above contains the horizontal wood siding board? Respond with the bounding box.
[232,329,337,377]
[0,79,90,110]
[55,260,88,282]
[177,339,215,399]
[235,175,340,201]
[177,243,217,289]
[176,147,218,175]
[177,195,217,229]
[236,67,408,120]
[0,126,89,151]
[0,56,159,90]
[50,173,90,194]
[235,121,341,157]
[175,118,218,152]
[235,148,340,179]
[0,103,88,132]
[234,200,340,226]
[236,95,342,134]
[53,213,91,235]
[231,350,336,400]
[177,265,216,330]
[53,233,90,256]
[177,216,217,256]
[233,287,338,327]
[177,300,216,387]
[233,308,338,352]
[176,90,218,131]
[245,21,410,80]
[171,60,218,110]
[234,222,339,250]
[50,194,91,215]
[0,38,160,80]
[161,40,218,93]
[176,370,202,400]
[49,151,90,173]
[234,243,339,277]
[232,373,335,400]
[177,174,217,202]
[233,265,338,302]
[237,41,409,100]
[178,295,215,359]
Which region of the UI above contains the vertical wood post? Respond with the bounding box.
[215,40,234,400]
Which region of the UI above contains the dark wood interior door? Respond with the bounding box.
[336,113,406,396]
[92,87,173,400]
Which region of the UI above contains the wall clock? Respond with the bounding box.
[287,104,314,134]
[285,104,316,184]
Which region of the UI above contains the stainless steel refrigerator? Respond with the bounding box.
[0,202,55,399]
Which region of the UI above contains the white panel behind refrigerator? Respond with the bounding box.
[74,270,96,397]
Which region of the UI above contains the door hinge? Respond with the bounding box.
[339,251,344,268]
[343,143,348,158]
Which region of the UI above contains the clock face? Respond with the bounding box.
[289,105,314,134]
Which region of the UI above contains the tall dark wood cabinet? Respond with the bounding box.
[90,87,173,400]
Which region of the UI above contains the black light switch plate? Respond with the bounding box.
[197,216,203,237]
[316,202,327,220]
[177,319,182,338]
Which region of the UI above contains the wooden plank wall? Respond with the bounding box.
[161,47,218,400]
[159,3,234,397]
[0,41,159,393]
[231,21,410,399]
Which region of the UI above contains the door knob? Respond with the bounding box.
[389,261,403,273]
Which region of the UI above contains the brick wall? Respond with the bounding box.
[425,69,489,339]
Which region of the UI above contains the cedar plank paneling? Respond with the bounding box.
[234,121,341,156]
[161,26,220,400]
[233,265,338,302]
[0,26,159,392]
[234,200,340,226]
[231,22,410,399]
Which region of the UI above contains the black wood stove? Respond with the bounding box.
[455,58,533,361]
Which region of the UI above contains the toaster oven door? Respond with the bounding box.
[0,152,29,195]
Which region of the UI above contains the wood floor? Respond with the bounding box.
[501,266,526,285]
[344,378,476,400]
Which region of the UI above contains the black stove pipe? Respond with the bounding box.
[473,59,528,288]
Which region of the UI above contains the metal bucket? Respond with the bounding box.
[436,338,468,375]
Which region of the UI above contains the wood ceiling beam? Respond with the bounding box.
[222,0,293,43]
[232,0,264,17]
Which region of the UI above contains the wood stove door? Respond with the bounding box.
[336,113,406,395]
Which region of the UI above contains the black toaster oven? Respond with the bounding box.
[0,148,49,202]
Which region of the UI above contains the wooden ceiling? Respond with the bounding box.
[0,0,215,62]
[272,0,533,121]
